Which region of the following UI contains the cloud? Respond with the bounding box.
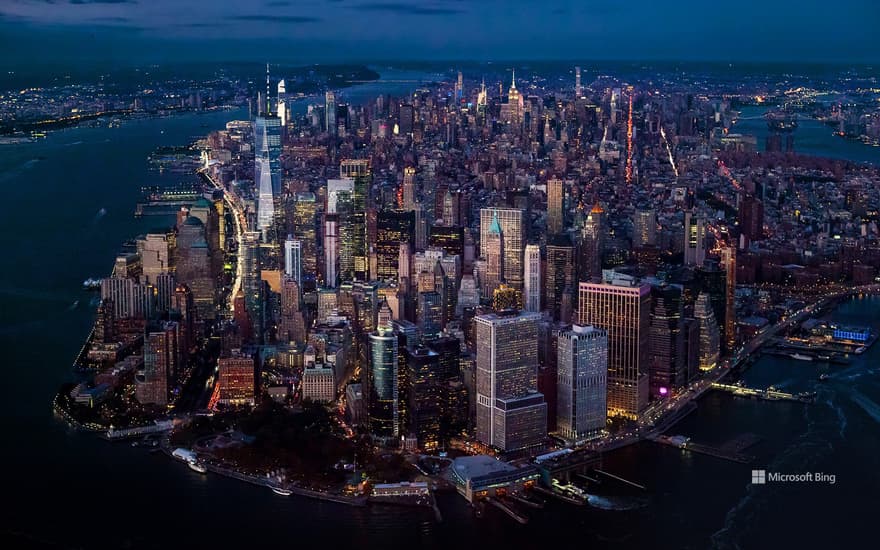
[227,14,322,23]
[90,16,130,23]
[350,2,465,15]
[69,0,137,4]
[173,22,230,29]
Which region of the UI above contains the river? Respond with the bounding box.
[1,70,878,549]
[734,105,880,165]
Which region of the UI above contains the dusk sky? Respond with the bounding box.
[1,0,878,67]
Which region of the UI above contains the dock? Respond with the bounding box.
[530,484,586,506]
[711,382,816,404]
[509,493,545,509]
[650,434,756,464]
[594,469,647,491]
[487,497,529,524]
[135,200,194,217]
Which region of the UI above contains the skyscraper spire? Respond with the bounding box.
[511,68,516,90]
[266,62,271,115]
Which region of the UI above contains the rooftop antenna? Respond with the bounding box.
[266,62,271,115]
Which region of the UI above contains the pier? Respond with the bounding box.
[594,469,647,491]
[135,200,195,217]
[509,493,545,509]
[650,434,757,464]
[530,485,586,506]
[711,382,816,404]
[487,497,529,524]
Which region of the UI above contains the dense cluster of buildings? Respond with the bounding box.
[76,64,880,459]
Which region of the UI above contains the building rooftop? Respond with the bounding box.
[452,455,516,481]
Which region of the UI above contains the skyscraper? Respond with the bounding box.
[500,69,524,125]
[338,160,370,282]
[545,235,575,323]
[649,284,686,399]
[579,204,604,282]
[376,210,415,281]
[323,213,339,288]
[557,324,607,440]
[547,177,564,235]
[684,211,706,266]
[137,231,175,285]
[279,276,306,345]
[218,354,255,406]
[398,104,414,135]
[405,346,442,451]
[523,244,541,312]
[633,208,657,247]
[254,113,282,238]
[738,194,764,246]
[695,292,720,371]
[578,277,651,419]
[292,192,318,281]
[402,166,416,211]
[483,212,504,296]
[284,235,302,286]
[575,66,582,98]
[480,207,525,290]
[241,231,263,343]
[368,324,399,438]
[475,310,546,452]
[175,216,215,320]
[428,225,464,258]
[417,291,443,340]
[276,79,287,128]
[722,247,737,351]
[135,321,178,407]
[325,91,337,136]
[476,78,487,120]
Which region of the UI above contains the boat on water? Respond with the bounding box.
[188,461,208,474]
[82,278,102,290]
[272,486,293,496]
[790,353,814,361]
[819,373,831,381]
[855,346,866,355]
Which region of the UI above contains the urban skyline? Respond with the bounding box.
[3,3,880,549]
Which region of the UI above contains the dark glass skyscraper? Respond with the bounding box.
[368,325,399,438]
[376,210,415,281]
[405,346,441,451]
[649,284,686,399]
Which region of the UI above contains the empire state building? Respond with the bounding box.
[500,69,524,125]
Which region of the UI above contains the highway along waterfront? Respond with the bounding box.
[2,81,879,550]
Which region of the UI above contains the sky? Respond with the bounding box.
[1,0,878,69]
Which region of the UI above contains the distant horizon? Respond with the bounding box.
[3,57,878,85]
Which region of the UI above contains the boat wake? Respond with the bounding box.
[586,494,648,511]
[824,397,849,439]
[711,384,841,549]
[92,207,108,223]
[0,157,42,184]
[849,390,880,425]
